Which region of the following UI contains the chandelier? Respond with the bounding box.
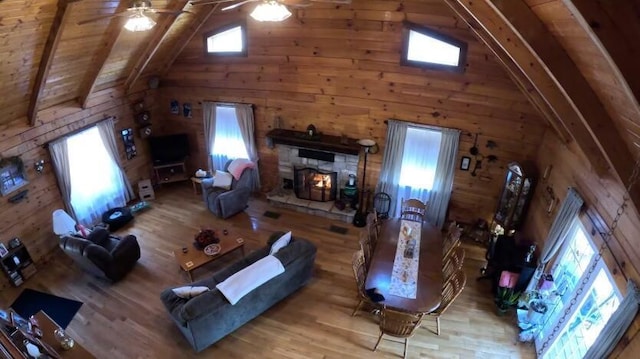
[250,1,292,22]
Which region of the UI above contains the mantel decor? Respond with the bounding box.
[0,156,28,197]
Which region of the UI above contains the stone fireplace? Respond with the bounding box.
[294,167,337,202]
[265,129,362,222]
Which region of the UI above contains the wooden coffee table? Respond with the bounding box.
[174,236,245,281]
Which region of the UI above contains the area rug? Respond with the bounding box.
[263,210,281,219]
[10,289,83,329]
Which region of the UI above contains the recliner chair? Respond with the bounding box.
[201,160,255,219]
[59,228,141,282]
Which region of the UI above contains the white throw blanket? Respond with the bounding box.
[216,255,285,305]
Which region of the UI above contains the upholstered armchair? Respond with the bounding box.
[201,159,255,219]
[59,228,141,282]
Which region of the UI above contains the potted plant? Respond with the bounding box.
[495,287,521,316]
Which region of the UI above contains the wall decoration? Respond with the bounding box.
[183,102,192,118]
[0,156,28,197]
[460,156,471,171]
[171,100,180,114]
[139,125,152,139]
[120,128,137,160]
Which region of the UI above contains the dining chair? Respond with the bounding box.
[366,213,379,249]
[424,269,467,335]
[442,247,465,283]
[442,224,462,259]
[359,230,372,268]
[400,198,426,223]
[351,249,379,316]
[368,211,381,235]
[373,305,425,359]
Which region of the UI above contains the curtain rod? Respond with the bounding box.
[42,116,114,149]
[383,118,469,136]
[197,101,254,107]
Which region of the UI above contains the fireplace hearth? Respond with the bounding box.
[294,167,337,202]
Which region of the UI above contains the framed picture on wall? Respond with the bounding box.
[460,156,471,171]
[0,243,8,257]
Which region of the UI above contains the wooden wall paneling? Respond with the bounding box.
[487,0,640,210]
[526,129,640,357]
[123,0,192,93]
[27,0,79,125]
[78,1,130,108]
[562,0,640,148]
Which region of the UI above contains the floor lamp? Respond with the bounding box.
[352,139,376,227]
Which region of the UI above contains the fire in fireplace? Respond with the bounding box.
[294,167,337,202]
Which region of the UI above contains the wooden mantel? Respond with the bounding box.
[266,129,361,155]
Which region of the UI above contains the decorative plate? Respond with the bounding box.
[203,244,221,256]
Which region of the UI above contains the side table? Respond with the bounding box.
[190,176,213,195]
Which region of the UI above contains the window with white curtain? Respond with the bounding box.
[67,127,128,225]
[210,105,249,170]
[395,126,442,212]
[537,218,622,358]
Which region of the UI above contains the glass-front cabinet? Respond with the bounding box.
[493,162,536,231]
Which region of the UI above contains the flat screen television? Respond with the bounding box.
[148,134,190,165]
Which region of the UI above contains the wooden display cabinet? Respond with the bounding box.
[1,243,36,287]
[492,161,537,232]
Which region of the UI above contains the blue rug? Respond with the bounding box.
[10,289,83,329]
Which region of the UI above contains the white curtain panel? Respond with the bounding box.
[96,118,134,201]
[424,127,460,228]
[49,138,76,220]
[235,104,261,191]
[376,120,408,218]
[584,280,640,359]
[525,187,584,292]
[202,101,217,172]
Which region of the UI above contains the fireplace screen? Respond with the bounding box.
[294,167,337,202]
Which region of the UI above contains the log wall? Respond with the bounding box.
[0,87,152,289]
[156,1,547,224]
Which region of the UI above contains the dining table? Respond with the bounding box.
[365,218,443,313]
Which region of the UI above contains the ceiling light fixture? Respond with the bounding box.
[250,1,292,22]
[124,11,156,32]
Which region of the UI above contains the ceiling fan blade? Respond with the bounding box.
[150,9,191,15]
[190,0,239,5]
[221,0,257,11]
[309,0,351,3]
[77,12,128,26]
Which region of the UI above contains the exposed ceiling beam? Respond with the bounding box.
[161,3,220,76]
[78,2,131,109]
[444,0,571,144]
[27,0,80,125]
[124,0,191,93]
[564,0,640,140]
[451,0,640,210]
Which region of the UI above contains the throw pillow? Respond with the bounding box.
[213,170,233,190]
[172,286,209,299]
[269,231,292,255]
[227,158,254,180]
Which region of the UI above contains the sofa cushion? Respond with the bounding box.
[87,228,110,246]
[269,231,291,255]
[216,255,285,305]
[213,170,233,190]
[172,286,209,299]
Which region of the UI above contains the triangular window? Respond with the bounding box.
[401,23,467,72]
[204,23,247,56]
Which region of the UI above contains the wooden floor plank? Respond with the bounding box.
[0,183,536,358]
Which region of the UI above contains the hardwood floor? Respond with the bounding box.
[0,183,536,358]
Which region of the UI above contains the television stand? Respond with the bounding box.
[153,160,189,185]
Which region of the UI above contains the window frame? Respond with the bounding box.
[203,21,248,57]
[536,212,625,358]
[400,21,467,73]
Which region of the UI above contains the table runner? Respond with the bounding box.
[388,219,422,299]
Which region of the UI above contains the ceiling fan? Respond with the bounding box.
[190,0,352,22]
[78,0,185,31]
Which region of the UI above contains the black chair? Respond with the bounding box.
[373,192,391,219]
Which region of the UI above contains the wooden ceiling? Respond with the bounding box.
[2,0,640,200]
